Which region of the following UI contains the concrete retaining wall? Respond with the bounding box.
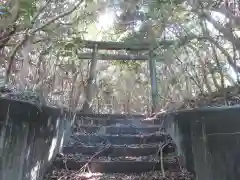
[0,97,74,180]
[164,106,240,180]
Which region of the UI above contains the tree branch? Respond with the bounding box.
[203,12,240,50]
[4,34,28,85]
[32,0,84,33]
[0,25,17,50]
[163,33,240,74]
[206,37,240,73]
[32,0,53,23]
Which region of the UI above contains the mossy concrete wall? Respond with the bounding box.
[163,106,240,180]
[0,97,74,180]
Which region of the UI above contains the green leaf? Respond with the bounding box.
[64,42,76,50]
[19,0,36,23]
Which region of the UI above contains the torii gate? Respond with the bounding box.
[77,40,158,113]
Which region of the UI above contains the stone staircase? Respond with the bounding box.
[46,114,179,178]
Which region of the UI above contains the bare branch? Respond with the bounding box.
[32,0,84,33]
[4,34,28,85]
[32,0,53,23]
[203,12,240,50]
[207,37,240,73]
[0,25,17,50]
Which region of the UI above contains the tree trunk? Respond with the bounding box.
[211,45,224,89]
[198,57,213,93]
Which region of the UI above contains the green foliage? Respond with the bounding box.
[112,60,142,72]
[56,41,77,57]
[19,0,37,25]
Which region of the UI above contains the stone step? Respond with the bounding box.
[52,159,179,173]
[62,144,175,156]
[75,113,144,120]
[69,133,169,145]
[76,117,162,126]
[74,125,161,134]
